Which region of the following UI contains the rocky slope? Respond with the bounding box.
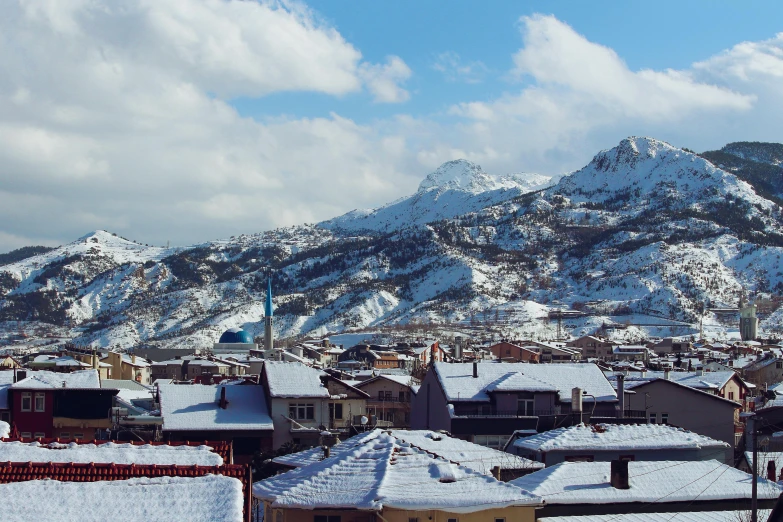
[2,137,783,349]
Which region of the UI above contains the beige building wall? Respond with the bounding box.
[265,505,537,522]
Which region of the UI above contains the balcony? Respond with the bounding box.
[453,408,556,418]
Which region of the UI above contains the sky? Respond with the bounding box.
[1,0,782,252]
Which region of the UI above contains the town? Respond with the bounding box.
[1,281,783,522]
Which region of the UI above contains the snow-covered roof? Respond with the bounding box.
[512,423,729,453]
[255,431,541,513]
[0,474,243,522]
[263,361,329,398]
[539,511,772,522]
[354,374,418,390]
[160,383,273,432]
[616,371,741,392]
[273,429,543,474]
[0,421,9,439]
[0,441,222,466]
[11,369,103,390]
[433,362,616,402]
[511,460,782,504]
[485,372,558,393]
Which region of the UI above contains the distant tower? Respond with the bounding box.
[264,275,274,350]
[740,302,758,341]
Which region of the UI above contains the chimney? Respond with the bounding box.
[768,460,777,482]
[616,374,625,418]
[219,387,229,409]
[473,361,478,378]
[610,460,630,489]
[664,369,670,380]
[322,445,330,459]
[131,354,136,365]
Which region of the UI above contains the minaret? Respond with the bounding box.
[264,275,274,351]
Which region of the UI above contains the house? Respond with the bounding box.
[0,355,21,369]
[159,382,273,463]
[411,362,624,447]
[489,341,540,363]
[740,354,783,388]
[618,370,751,405]
[272,428,544,480]
[407,340,446,366]
[526,341,582,363]
[101,351,151,384]
[253,430,544,522]
[260,361,369,448]
[354,374,419,428]
[567,336,614,360]
[510,459,782,517]
[151,356,241,381]
[505,423,732,465]
[612,345,651,363]
[9,370,117,439]
[648,338,692,356]
[616,376,742,448]
[29,354,112,378]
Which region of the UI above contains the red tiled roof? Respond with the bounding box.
[3,437,232,462]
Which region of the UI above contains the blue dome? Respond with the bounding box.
[219,327,253,344]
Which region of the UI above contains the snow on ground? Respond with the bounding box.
[0,421,9,439]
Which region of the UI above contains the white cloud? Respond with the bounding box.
[0,0,420,250]
[359,56,412,103]
[433,52,488,83]
[420,15,770,174]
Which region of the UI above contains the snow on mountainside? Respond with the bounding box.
[721,142,783,167]
[2,137,783,349]
[321,159,554,233]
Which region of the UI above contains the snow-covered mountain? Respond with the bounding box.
[321,159,554,233]
[2,137,783,349]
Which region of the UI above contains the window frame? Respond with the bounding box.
[289,403,315,420]
[20,432,31,439]
[20,392,32,412]
[33,432,45,439]
[660,413,669,424]
[73,432,85,440]
[649,412,657,424]
[34,392,45,412]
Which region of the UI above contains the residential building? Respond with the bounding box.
[159,382,273,462]
[29,354,112,378]
[489,341,540,363]
[617,377,742,448]
[0,356,21,369]
[272,428,544,480]
[260,361,369,448]
[647,338,692,356]
[253,431,544,522]
[354,374,419,427]
[616,370,751,405]
[0,371,11,423]
[8,370,117,439]
[510,459,782,517]
[411,362,626,447]
[101,351,151,384]
[505,423,732,465]
[567,336,614,360]
[740,354,783,388]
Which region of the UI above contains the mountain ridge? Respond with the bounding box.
[2,136,783,349]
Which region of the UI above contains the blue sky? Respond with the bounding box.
[0,0,782,251]
[233,0,783,125]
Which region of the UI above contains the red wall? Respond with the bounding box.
[11,390,54,437]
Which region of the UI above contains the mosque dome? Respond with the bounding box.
[218,327,253,344]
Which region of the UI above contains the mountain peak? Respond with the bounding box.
[417,159,497,193]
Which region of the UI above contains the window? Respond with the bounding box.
[649,412,657,424]
[495,518,506,522]
[409,518,419,522]
[0,411,9,422]
[60,432,70,439]
[384,391,392,400]
[34,432,45,439]
[378,391,385,400]
[314,516,340,522]
[447,518,458,522]
[517,398,534,416]
[661,413,669,424]
[20,432,31,439]
[288,403,314,420]
[73,432,85,440]
[21,392,31,412]
[398,390,405,402]
[328,403,343,420]
[34,393,45,412]
[728,391,735,400]
[474,435,509,450]
[565,455,595,462]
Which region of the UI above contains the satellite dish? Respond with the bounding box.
[360,416,368,425]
